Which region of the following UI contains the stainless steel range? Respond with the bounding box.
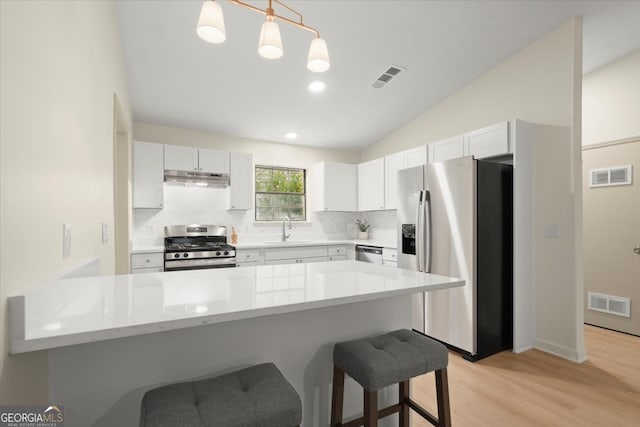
[164,225,236,271]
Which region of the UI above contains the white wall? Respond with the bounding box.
[132,123,376,244]
[0,0,132,403]
[583,49,640,146]
[362,20,585,361]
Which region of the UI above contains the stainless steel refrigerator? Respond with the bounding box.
[397,156,513,361]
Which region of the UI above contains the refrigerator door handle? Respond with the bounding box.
[424,190,432,273]
[416,190,424,272]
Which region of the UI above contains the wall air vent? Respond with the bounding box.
[372,65,406,89]
[588,292,630,317]
[589,165,632,187]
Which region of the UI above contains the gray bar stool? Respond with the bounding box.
[330,329,451,427]
[140,363,301,427]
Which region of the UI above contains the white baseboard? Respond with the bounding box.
[534,338,588,363]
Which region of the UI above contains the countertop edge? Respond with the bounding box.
[10,279,463,354]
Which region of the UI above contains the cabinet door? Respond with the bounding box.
[199,148,230,174]
[164,144,198,171]
[358,158,385,211]
[313,162,357,212]
[133,141,164,209]
[428,135,464,163]
[405,145,428,168]
[463,121,510,159]
[229,152,253,210]
[385,152,406,210]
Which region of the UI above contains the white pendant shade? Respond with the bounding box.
[197,1,226,44]
[258,20,283,59]
[307,37,330,72]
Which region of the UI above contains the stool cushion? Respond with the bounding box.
[140,362,301,427]
[333,329,448,391]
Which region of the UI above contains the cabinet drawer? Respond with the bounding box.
[131,266,164,274]
[131,252,164,269]
[328,255,347,262]
[264,246,327,261]
[264,256,327,265]
[236,249,263,264]
[382,248,397,262]
[328,245,347,257]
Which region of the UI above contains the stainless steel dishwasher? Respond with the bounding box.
[355,245,383,264]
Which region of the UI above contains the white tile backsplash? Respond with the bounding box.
[133,185,398,245]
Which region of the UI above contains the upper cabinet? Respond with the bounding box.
[133,141,164,209]
[164,144,229,174]
[384,152,406,210]
[405,145,428,168]
[358,158,385,211]
[463,121,510,159]
[199,148,230,174]
[428,135,464,163]
[228,152,253,210]
[312,161,357,212]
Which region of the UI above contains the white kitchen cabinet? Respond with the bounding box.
[130,252,164,273]
[358,158,385,211]
[384,152,406,210]
[164,144,198,171]
[463,121,510,159]
[311,161,357,212]
[264,256,327,265]
[264,246,328,263]
[164,144,229,173]
[428,135,464,163]
[405,145,428,168]
[236,248,264,266]
[382,248,397,268]
[199,148,229,174]
[228,152,253,210]
[133,141,164,209]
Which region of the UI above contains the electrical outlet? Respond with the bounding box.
[102,223,109,244]
[63,223,71,258]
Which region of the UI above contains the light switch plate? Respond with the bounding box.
[544,224,560,239]
[63,223,71,258]
[102,223,109,244]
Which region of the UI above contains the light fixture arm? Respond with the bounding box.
[230,0,320,38]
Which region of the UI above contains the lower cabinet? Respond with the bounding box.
[264,246,328,265]
[382,248,398,268]
[131,252,164,274]
[237,244,350,266]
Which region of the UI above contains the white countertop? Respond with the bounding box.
[233,239,396,249]
[8,261,462,354]
[131,239,397,253]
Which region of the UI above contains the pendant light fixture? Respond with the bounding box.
[197,0,330,72]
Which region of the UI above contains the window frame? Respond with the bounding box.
[254,165,307,222]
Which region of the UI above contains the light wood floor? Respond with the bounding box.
[411,325,640,426]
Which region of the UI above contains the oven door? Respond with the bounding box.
[164,256,237,271]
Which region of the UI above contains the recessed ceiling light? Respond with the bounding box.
[285,132,298,140]
[308,81,326,93]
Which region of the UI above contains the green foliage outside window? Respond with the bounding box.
[255,166,306,221]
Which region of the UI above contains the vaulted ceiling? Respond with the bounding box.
[116,1,640,150]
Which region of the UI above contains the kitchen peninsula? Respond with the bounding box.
[9,261,462,426]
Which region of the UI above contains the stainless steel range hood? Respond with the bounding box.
[164,170,230,187]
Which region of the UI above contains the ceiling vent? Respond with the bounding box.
[589,165,632,187]
[372,65,406,89]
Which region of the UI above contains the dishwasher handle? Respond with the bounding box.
[355,245,383,255]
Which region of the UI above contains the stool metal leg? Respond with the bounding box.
[331,367,345,427]
[363,390,378,427]
[399,380,410,427]
[435,368,452,427]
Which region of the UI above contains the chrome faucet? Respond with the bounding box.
[282,216,292,241]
